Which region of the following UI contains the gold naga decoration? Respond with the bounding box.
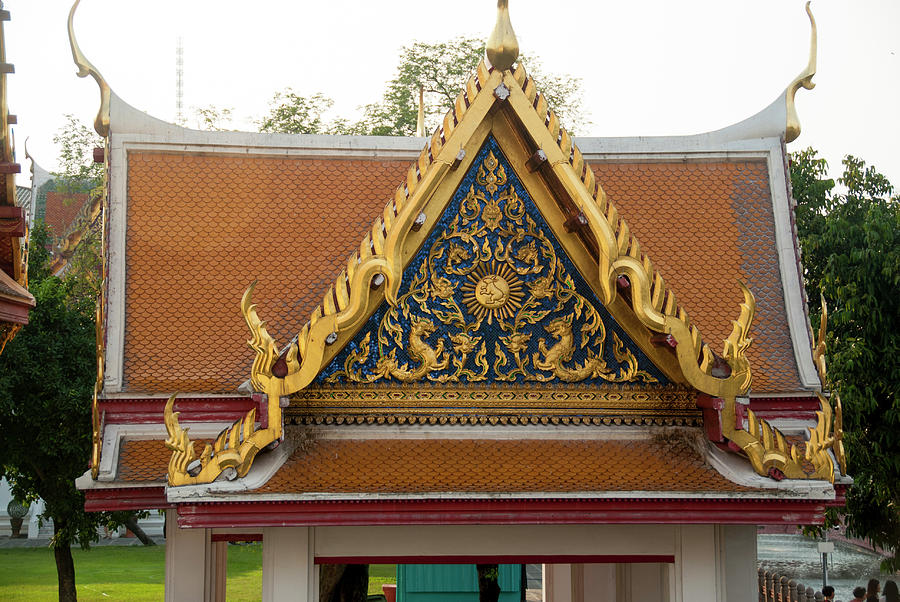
[785,2,817,143]
[809,297,846,475]
[163,286,285,486]
[68,0,110,137]
[719,297,846,482]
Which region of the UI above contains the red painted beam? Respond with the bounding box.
[175,498,827,529]
[210,533,262,543]
[0,297,31,324]
[84,486,170,512]
[99,397,257,424]
[749,397,821,420]
[315,555,675,565]
[0,206,25,237]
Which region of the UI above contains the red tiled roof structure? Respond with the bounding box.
[122,155,804,395]
[113,435,758,495]
[257,437,756,495]
[594,161,802,392]
[43,190,90,239]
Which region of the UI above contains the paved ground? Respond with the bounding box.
[0,535,166,548]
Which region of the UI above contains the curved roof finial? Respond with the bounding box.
[68,0,110,137]
[785,1,816,143]
[486,0,519,71]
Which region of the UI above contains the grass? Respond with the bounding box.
[0,544,395,600]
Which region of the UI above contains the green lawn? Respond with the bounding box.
[0,544,395,600]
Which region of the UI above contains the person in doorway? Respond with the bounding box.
[883,580,900,602]
[851,586,866,602]
[822,585,835,601]
[866,579,881,602]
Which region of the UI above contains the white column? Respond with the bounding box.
[165,509,213,602]
[543,564,574,602]
[622,563,669,601]
[583,563,617,602]
[722,525,757,602]
[673,525,722,602]
[262,526,315,602]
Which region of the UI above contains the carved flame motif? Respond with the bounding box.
[321,144,661,386]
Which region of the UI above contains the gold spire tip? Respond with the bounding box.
[486,0,519,72]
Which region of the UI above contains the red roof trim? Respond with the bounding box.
[175,497,827,528]
[99,396,258,424]
[316,555,675,565]
[84,486,171,512]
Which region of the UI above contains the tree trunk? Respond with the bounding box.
[477,564,501,602]
[124,515,155,546]
[333,564,368,602]
[319,564,369,602]
[53,521,78,602]
[319,564,347,602]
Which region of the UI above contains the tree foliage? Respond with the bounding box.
[259,37,589,137]
[52,114,103,195]
[0,223,110,600]
[192,105,235,131]
[258,90,355,135]
[791,148,900,569]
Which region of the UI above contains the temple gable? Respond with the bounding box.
[317,137,668,388]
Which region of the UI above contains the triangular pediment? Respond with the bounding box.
[247,61,755,407]
[316,137,669,389]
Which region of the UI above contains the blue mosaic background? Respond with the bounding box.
[316,137,669,387]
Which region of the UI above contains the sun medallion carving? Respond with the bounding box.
[462,261,523,323]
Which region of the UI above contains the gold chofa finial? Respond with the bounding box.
[68,0,110,137]
[486,0,519,71]
[785,1,817,143]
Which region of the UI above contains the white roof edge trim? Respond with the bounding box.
[765,141,821,390]
[110,92,426,152]
[705,440,833,494]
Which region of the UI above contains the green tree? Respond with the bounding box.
[359,36,588,136]
[791,149,900,569]
[192,104,235,131]
[0,223,109,601]
[259,37,588,137]
[52,115,103,192]
[258,90,356,135]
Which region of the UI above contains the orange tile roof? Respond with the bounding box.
[593,161,802,393]
[259,437,756,495]
[44,190,90,238]
[122,153,803,394]
[116,439,170,483]
[124,153,409,393]
[116,437,208,483]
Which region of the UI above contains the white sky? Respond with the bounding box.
[5,0,900,189]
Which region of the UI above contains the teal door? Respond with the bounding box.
[397,564,522,602]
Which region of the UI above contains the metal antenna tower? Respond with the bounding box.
[175,36,184,125]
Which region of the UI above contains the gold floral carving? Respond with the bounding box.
[323,150,656,386]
